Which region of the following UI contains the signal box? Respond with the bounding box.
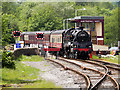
[69,16,104,45]
[66,16,109,52]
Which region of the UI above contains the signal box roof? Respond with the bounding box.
[68,16,104,22]
[74,16,104,19]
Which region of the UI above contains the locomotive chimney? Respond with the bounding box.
[79,26,84,31]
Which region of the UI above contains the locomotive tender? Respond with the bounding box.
[20,26,92,59]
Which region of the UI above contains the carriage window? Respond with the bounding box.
[60,37,61,42]
[52,38,54,43]
[58,38,60,42]
[24,35,29,40]
[29,35,33,40]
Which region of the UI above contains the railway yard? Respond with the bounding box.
[1,2,120,90]
[5,13,119,89]
[1,48,120,89]
[17,54,120,89]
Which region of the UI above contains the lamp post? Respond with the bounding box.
[63,19,68,30]
[63,19,66,30]
[75,8,86,29]
[75,8,86,17]
[67,19,68,30]
[63,18,72,30]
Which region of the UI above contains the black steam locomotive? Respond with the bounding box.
[63,26,92,59]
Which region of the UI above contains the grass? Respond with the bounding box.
[92,55,119,64]
[2,55,61,88]
[92,55,100,59]
[101,55,119,64]
[2,62,40,85]
[21,80,60,88]
[17,55,44,62]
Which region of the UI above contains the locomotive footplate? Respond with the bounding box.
[73,49,92,59]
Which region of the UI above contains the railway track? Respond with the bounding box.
[62,57,120,90]
[46,57,119,90]
[88,59,120,89]
[89,59,120,71]
[62,57,120,82]
[47,58,91,89]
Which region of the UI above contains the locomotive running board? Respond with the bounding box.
[43,48,60,51]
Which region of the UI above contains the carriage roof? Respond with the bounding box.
[21,31,51,35]
[51,30,66,34]
[21,29,67,35]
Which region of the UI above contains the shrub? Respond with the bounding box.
[2,50,15,69]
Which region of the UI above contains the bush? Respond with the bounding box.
[2,50,15,69]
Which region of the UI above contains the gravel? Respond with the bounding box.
[22,60,86,88]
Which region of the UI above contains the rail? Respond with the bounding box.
[59,57,119,90]
[47,58,91,89]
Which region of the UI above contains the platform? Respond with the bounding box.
[93,44,109,51]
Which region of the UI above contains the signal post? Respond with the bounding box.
[13,31,22,50]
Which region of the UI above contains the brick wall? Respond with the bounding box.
[13,48,40,59]
[97,40,104,45]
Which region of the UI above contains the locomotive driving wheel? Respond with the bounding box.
[69,53,73,59]
[87,54,90,60]
[74,52,78,59]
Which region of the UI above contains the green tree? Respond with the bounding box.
[2,50,15,69]
[1,2,119,47]
[2,2,19,14]
[104,7,118,46]
[2,14,17,46]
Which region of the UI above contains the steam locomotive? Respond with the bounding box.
[20,26,92,59]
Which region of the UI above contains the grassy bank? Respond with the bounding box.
[92,55,119,64]
[17,55,44,62]
[2,55,60,88]
[2,62,39,84]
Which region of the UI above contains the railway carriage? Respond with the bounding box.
[50,30,64,48]
[21,31,51,47]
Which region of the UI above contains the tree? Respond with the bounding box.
[104,7,118,46]
[2,14,16,46]
[2,2,19,14]
[1,2,119,47]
